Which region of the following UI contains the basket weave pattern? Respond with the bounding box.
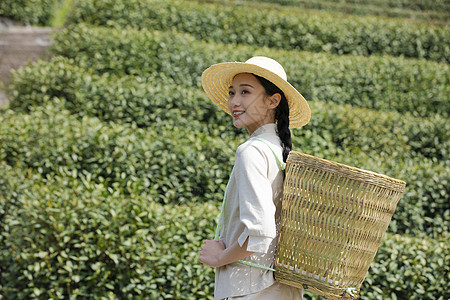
[274,151,406,299]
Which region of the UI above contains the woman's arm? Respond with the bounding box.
[199,237,254,268]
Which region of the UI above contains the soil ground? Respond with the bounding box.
[0,17,55,107]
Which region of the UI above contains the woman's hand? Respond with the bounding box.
[199,237,254,268]
[199,240,226,267]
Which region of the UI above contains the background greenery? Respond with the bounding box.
[0,0,449,299]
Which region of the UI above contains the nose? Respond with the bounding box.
[228,94,241,109]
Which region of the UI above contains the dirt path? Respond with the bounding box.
[0,18,55,107]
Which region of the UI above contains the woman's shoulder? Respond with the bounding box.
[236,137,282,162]
[237,137,270,154]
[236,139,263,158]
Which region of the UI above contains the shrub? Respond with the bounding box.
[67,0,450,62]
[9,56,449,163]
[237,0,450,11]
[0,166,217,299]
[216,0,450,23]
[7,57,226,134]
[1,0,448,298]
[305,234,450,300]
[361,234,450,300]
[0,166,448,299]
[49,24,450,118]
[6,56,449,238]
[0,105,447,237]
[0,0,57,25]
[0,104,239,205]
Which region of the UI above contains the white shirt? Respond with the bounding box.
[214,124,286,300]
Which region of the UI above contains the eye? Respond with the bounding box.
[241,90,249,95]
[228,90,235,96]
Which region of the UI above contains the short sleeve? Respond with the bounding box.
[234,142,277,253]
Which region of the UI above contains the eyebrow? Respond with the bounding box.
[229,84,255,89]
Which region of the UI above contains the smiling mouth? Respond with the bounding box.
[233,111,245,118]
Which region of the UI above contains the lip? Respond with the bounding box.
[232,111,245,118]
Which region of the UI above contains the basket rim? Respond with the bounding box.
[287,151,406,187]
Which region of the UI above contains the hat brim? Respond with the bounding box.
[201,62,311,128]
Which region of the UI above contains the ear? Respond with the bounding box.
[267,93,282,109]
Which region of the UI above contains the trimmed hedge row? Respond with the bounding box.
[67,0,450,62]
[8,56,449,162]
[7,58,225,135]
[0,164,448,299]
[0,105,447,237]
[362,233,449,300]
[1,1,448,299]
[50,24,450,118]
[0,104,238,205]
[232,0,450,12]
[0,0,57,25]
[305,100,449,162]
[0,164,217,299]
[206,0,450,25]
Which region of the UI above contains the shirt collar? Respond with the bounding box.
[250,123,277,138]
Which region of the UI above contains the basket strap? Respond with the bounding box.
[214,137,283,272]
[214,165,235,241]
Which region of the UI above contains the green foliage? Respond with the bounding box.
[235,0,450,11]
[302,101,449,162]
[305,234,450,300]
[0,0,58,25]
[0,165,217,299]
[7,57,225,133]
[0,165,447,299]
[210,0,450,25]
[49,0,74,27]
[0,104,448,238]
[49,24,449,118]
[0,104,238,205]
[67,0,450,62]
[362,234,450,300]
[1,0,449,298]
[8,56,449,163]
[6,55,450,238]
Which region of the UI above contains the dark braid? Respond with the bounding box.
[275,95,292,162]
[254,74,292,163]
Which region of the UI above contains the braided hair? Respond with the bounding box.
[254,74,292,163]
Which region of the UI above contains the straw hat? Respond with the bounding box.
[201,56,311,128]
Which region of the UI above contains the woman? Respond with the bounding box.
[199,56,311,300]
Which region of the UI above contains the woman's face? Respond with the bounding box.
[228,73,280,135]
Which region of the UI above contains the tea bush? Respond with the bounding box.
[361,234,450,300]
[9,56,449,163]
[0,164,217,299]
[1,0,449,298]
[49,24,450,118]
[238,0,450,11]
[7,57,225,134]
[67,0,450,62]
[204,0,449,25]
[0,104,238,205]
[0,164,448,299]
[6,58,449,238]
[0,105,447,238]
[303,101,449,162]
[0,0,57,25]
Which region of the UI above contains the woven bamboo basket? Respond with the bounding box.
[274,151,406,299]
